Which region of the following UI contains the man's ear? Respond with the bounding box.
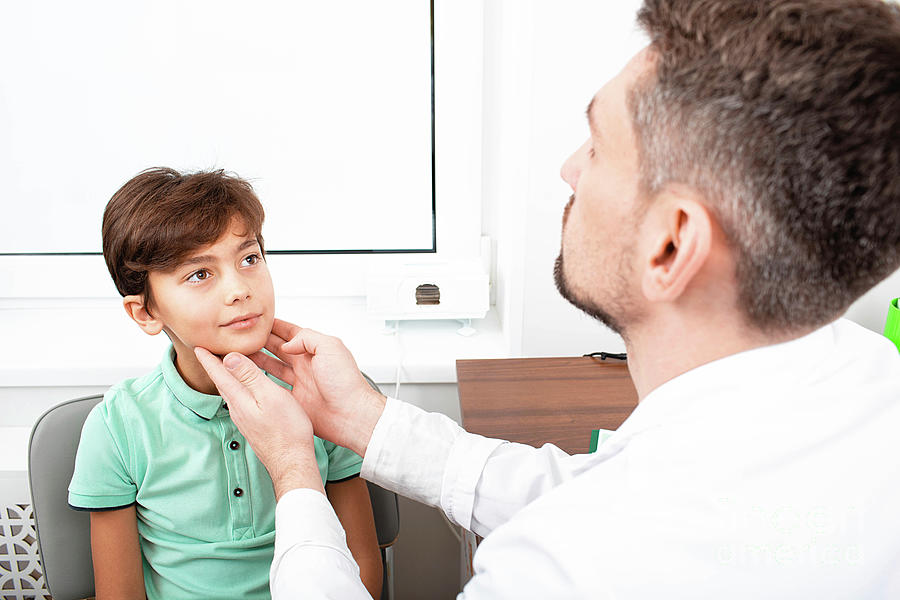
[123,295,164,336]
[640,188,713,303]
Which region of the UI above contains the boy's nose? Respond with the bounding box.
[225,276,252,304]
[228,289,251,304]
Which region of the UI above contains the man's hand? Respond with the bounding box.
[194,347,325,499]
[245,318,387,457]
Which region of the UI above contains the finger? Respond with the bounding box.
[281,327,333,355]
[271,318,302,344]
[194,348,257,411]
[263,332,293,362]
[249,351,295,386]
[222,352,270,392]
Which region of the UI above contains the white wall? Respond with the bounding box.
[485,0,646,357]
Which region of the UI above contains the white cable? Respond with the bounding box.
[393,321,403,400]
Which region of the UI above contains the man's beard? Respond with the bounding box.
[553,194,626,335]
[553,253,625,335]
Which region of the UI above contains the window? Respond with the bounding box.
[0,0,484,298]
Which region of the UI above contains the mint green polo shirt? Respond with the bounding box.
[68,346,362,600]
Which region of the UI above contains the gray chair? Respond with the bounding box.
[29,375,399,600]
[28,394,100,600]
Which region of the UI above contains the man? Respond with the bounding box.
[197,0,900,597]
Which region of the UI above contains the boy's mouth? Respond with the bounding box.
[221,313,263,329]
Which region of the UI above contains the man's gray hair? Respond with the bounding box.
[632,0,900,331]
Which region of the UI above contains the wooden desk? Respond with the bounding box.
[456,357,639,454]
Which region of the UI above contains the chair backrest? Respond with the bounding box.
[28,394,102,600]
[28,375,398,599]
[366,481,400,548]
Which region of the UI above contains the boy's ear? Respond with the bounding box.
[123,295,164,336]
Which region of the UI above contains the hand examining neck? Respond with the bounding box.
[246,320,388,458]
[194,348,327,499]
[193,319,388,499]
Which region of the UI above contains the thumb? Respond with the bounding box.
[223,352,265,387]
[194,347,259,410]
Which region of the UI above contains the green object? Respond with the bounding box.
[589,429,615,453]
[68,345,363,600]
[885,298,900,352]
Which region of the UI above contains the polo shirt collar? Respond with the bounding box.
[161,346,228,420]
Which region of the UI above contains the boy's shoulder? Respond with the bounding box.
[98,362,167,416]
[81,363,168,447]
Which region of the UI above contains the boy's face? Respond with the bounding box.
[125,218,275,364]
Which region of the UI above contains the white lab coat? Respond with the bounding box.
[271,319,900,598]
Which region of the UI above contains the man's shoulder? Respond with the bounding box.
[833,317,896,350]
[830,318,900,384]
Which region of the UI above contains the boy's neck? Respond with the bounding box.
[172,345,220,396]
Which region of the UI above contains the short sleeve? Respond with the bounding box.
[67,401,137,510]
[323,441,363,483]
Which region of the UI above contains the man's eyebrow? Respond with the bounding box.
[178,239,260,268]
[586,97,597,134]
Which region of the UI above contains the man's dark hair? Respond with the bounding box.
[633,0,900,331]
[102,167,266,302]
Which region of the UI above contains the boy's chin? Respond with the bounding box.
[221,342,266,357]
[203,336,268,358]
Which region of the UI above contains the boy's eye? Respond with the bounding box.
[186,269,211,283]
[241,253,261,266]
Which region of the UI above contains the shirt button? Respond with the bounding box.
[233,487,244,497]
[229,440,240,450]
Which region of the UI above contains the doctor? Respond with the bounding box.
[197,0,900,597]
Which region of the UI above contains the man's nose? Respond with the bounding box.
[560,140,588,191]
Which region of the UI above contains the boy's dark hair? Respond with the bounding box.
[102,167,266,301]
[633,0,900,331]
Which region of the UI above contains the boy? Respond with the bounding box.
[68,168,382,599]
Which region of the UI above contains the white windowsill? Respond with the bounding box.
[0,297,509,388]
